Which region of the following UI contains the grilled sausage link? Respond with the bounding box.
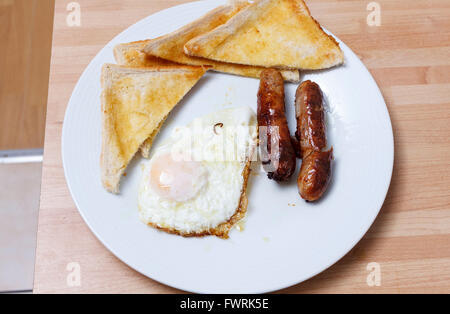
[257,69,296,181]
[295,80,327,156]
[298,149,333,201]
[295,80,332,201]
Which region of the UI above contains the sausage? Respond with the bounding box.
[257,69,296,181]
[295,80,327,156]
[298,149,333,201]
[295,80,332,201]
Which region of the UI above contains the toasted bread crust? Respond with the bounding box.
[113,40,179,68]
[144,160,252,239]
[184,0,344,70]
[143,1,299,82]
[138,116,168,158]
[114,41,179,157]
[100,64,207,193]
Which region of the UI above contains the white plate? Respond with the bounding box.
[62,0,393,293]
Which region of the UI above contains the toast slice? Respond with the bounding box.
[113,40,177,68]
[184,0,344,70]
[113,40,178,158]
[100,64,207,193]
[143,1,299,82]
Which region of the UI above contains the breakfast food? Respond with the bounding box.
[184,0,344,70]
[98,0,343,234]
[295,81,327,156]
[113,40,178,158]
[298,149,333,201]
[143,0,299,82]
[138,107,257,238]
[100,64,208,193]
[295,80,333,201]
[257,69,296,181]
[113,40,178,68]
[138,118,168,159]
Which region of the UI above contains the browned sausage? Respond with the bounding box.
[298,149,333,201]
[295,80,327,156]
[257,69,296,181]
[295,80,332,201]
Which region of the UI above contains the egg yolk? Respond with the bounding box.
[149,153,208,202]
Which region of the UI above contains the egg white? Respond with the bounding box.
[138,106,257,234]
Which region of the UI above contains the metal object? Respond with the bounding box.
[0,149,43,164]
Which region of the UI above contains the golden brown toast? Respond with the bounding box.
[143,1,299,82]
[113,40,178,158]
[100,64,207,193]
[113,40,177,68]
[184,0,344,70]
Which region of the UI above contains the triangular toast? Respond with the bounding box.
[113,40,178,68]
[184,0,344,70]
[100,64,207,193]
[113,40,178,158]
[143,1,299,82]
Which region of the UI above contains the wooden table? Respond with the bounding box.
[0,0,54,150]
[34,0,450,293]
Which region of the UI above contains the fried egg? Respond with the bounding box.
[138,106,257,237]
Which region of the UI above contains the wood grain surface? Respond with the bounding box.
[34,0,450,293]
[0,0,54,150]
